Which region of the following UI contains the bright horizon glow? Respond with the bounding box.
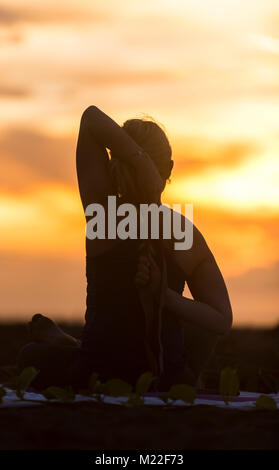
[0,0,278,325]
[166,153,279,213]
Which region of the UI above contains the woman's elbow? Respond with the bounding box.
[219,309,233,335]
[81,105,99,125]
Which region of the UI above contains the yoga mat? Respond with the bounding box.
[0,387,278,410]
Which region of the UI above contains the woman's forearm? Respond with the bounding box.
[164,287,231,335]
[81,105,163,201]
[81,106,143,164]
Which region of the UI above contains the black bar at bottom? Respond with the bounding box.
[0,450,276,466]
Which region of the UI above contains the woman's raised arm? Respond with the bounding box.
[76,106,163,208]
[80,106,143,160]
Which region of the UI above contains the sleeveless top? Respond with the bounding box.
[80,238,186,389]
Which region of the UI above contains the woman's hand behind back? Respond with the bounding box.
[134,253,161,299]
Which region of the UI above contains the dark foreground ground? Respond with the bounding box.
[1,402,279,450]
[0,323,279,450]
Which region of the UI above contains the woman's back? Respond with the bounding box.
[81,239,187,388]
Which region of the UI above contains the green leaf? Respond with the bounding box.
[0,387,6,404]
[17,367,39,392]
[41,388,56,400]
[95,380,105,395]
[219,367,239,404]
[168,384,196,404]
[3,367,39,400]
[256,395,277,410]
[103,379,132,397]
[158,392,170,404]
[135,372,155,397]
[6,367,40,400]
[42,386,75,403]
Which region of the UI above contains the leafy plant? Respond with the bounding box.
[256,395,277,410]
[42,386,75,403]
[158,392,170,405]
[135,372,156,396]
[125,372,156,407]
[103,379,132,397]
[158,384,196,405]
[86,372,106,402]
[168,384,196,405]
[4,367,39,400]
[219,367,239,405]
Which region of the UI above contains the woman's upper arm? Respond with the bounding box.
[76,107,113,208]
[76,105,146,208]
[188,253,233,330]
[177,225,233,330]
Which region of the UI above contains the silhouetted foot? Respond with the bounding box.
[29,313,79,347]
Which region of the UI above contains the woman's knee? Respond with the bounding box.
[17,342,76,390]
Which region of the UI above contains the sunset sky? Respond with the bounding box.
[0,0,278,325]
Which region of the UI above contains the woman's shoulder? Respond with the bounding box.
[164,209,212,279]
[163,207,207,249]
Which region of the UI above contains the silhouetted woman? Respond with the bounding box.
[19,106,233,391]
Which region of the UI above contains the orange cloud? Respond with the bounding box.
[0,4,109,26]
[69,69,176,88]
[0,84,30,98]
[0,127,76,191]
[172,138,260,177]
[0,184,84,256]
[190,206,279,277]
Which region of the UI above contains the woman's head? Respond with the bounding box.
[122,118,173,183]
